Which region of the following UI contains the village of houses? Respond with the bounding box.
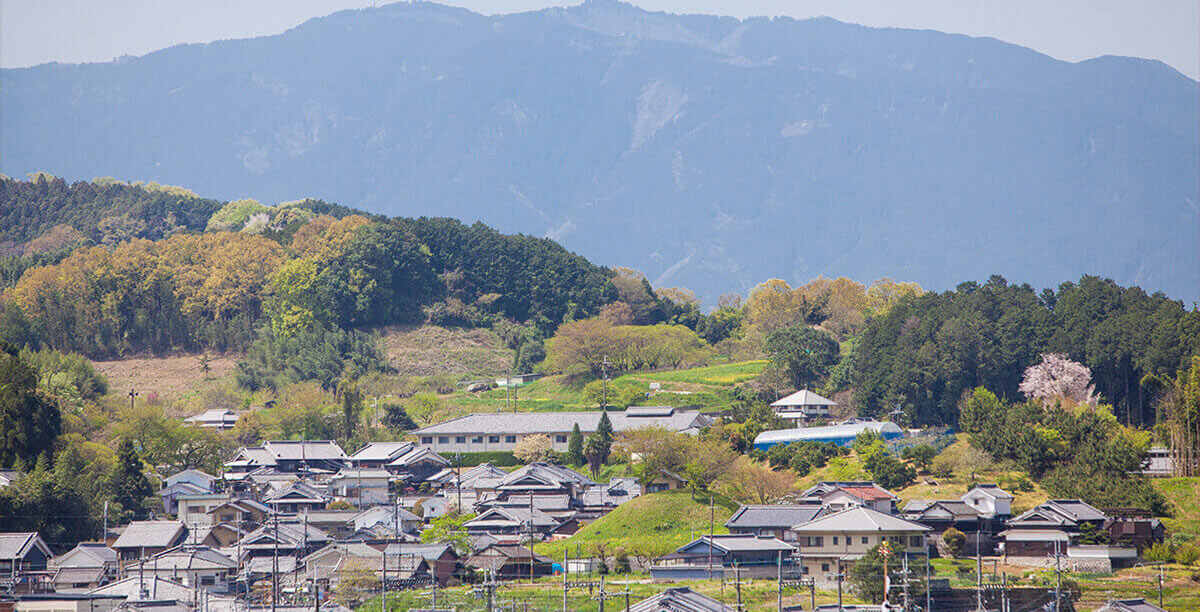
[0,391,1171,612]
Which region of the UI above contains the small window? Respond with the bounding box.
[200,576,215,585]
[832,536,838,546]
[472,436,484,444]
[821,563,829,573]
[438,436,450,444]
[910,536,923,547]
[489,436,500,443]
[505,435,517,443]
[556,435,568,443]
[421,437,433,444]
[862,536,869,545]
[455,436,466,443]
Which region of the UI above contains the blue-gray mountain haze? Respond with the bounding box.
[3,0,1197,304]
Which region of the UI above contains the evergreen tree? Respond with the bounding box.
[595,411,614,463]
[567,423,584,465]
[110,438,153,521]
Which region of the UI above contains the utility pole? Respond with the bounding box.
[601,356,610,410]
[455,452,462,513]
[1053,540,1062,612]
[1158,563,1164,608]
[901,552,910,612]
[733,562,742,611]
[836,560,844,612]
[529,492,536,584]
[776,552,783,612]
[975,540,985,612]
[271,513,279,612]
[563,551,569,612]
[381,545,387,612]
[1001,573,1009,612]
[925,548,932,612]
[102,501,108,544]
[707,494,715,580]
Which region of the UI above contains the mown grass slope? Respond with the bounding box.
[538,490,737,560]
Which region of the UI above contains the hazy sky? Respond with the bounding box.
[3,0,1198,80]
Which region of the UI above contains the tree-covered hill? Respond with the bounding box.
[3,1,1196,304]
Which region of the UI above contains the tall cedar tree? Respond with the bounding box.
[595,411,614,463]
[111,438,154,521]
[0,343,60,467]
[567,423,585,465]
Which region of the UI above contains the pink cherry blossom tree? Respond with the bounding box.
[1019,353,1099,405]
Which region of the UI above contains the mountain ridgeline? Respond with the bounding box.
[2,0,1197,303]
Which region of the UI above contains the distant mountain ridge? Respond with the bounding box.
[3,0,1197,303]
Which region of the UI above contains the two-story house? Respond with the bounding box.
[788,506,930,587]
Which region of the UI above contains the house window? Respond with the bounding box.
[821,563,829,573]
[505,435,517,443]
[455,436,466,443]
[862,536,869,545]
[832,536,838,545]
[472,436,484,444]
[200,576,215,586]
[910,536,923,547]
[489,436,500,443]
[438,436,450,444]
[421,437,433,444]
[804,536,823,547]
[556,435,567,443]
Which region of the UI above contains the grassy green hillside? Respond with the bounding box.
[538,490,738,560]
[1154,477,1200,538]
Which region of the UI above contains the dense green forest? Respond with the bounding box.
[853,276,1200,427]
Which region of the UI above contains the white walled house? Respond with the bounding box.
[961,484,1014,518]
[770,390,836,422]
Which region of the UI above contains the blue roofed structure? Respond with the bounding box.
[752,418,903,451]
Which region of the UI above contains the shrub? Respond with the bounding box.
[943,528,967,558]
[1176,543,1200,566]
[613,547,631,574]
[452,451,522,467]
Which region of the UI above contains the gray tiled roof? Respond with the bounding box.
[0,532,49,560]
[677,535,793,554]
[498,463,594,488]
[725,504,827,529]
[264,440,348,460]
[383,542,455,560]
[129,546,237,571]
[112,521,186,550]
[412,409,712,436]
[53,543,118,567]
[52,566,106,586]
[968,484,1014,499]
[1096,599,1169,612]
[771,390,836,407]
[790,507,930,533]
[629,587,735,612]
[1045,499,1107,521]
[349,441,415,461]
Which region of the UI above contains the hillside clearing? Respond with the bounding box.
[92,353,238,402]
[380,325,514,379]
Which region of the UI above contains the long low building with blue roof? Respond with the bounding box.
[752,417,904,450]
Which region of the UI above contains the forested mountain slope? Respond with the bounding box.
[3,1,1196,303]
